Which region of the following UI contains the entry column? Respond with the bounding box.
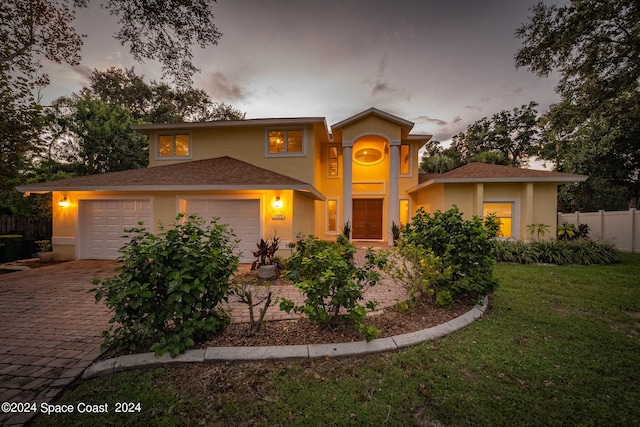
[389,141,400,243]
[342,141,353,239]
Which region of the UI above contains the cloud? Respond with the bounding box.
[413,115,448,126]
[72,65,93,83]
[204,71,247,102]
[369,53,405,97]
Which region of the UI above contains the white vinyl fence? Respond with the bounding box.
[557,209,640,253]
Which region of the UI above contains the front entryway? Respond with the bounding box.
[352,198,383,239]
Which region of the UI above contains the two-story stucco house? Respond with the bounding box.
[18,107,587,262]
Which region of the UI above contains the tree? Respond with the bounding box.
[516,0,640,108]
[450,102,541,168]
[516,0,640,209]
[419,140,462,174]
[1,0,223,215]
[49,95,149,175]
[79,67,246,123]
[0,0,221,88]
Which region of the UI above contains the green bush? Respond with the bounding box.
[384,241,454,305]
[91,214,240,356]
[401,206,498,304]
[495,239,620,265]
[279,234,386,341]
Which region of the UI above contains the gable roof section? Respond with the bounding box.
[410,162,588,193]
[332,107,415,130]
[18,156,325,200]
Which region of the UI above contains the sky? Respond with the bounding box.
[41,0,562,147]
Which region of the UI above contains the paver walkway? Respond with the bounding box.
[0,252,409,426]
[0,261,115,426]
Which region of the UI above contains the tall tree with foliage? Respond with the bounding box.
[451,102,541,168]
[1,0,221,88]
[1,0,223,215]
[516,0,640,210]
[80,68,245,123]
[48,95,149,175]
[419,139,462,174]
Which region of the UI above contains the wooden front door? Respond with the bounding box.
[352,199,383,239]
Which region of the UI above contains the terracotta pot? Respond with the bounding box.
[38,252,53,263]
[257,264,276,279]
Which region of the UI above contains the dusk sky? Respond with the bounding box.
[41,0,561,146]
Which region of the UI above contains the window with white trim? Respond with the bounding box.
[400,144,411,175]
[483,202,513,238]
[327,145,339,177]
[399,199,410,228]
[157,134,191,158]
[266,129,306,156]
[327,199,338,233]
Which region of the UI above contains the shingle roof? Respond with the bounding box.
[18,156,325,199]
[413,162,587,192]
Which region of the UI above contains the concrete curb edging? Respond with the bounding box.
[82,297,488,379]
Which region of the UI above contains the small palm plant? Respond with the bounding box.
[527,223,550,240]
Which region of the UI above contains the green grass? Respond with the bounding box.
[32,254,640,426]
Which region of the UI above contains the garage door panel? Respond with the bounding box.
[184,199,260,264]
[80,200,152,260]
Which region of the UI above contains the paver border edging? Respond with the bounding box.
[82,296,489,379]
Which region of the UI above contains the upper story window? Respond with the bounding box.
[266,129,306,156]
[327,145,339,177]
[400,144,411,175]
[157,134,191,159]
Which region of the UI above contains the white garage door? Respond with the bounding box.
[184,199,260,263]
[79,200,152,259]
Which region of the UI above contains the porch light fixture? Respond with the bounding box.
[272,196,283,209]
[58,197,70,208]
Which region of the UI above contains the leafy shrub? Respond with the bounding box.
[495,239,620,265]
[401,207,498,304]
[279,234,387,341]
[557,223,577,240]
[384,241,454,304]
[91,214,239,356]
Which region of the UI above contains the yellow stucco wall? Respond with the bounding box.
[413,182,559,240]
[147,124,317,185]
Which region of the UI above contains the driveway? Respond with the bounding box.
[0,260,116,426]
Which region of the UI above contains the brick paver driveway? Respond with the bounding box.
[0,260,117,426]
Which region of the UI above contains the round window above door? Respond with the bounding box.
[352,137,388,166]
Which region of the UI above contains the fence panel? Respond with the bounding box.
[558,209,639,253]
[0,216,52,240]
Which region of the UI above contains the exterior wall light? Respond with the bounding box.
[58,197,70,208]
[272,196,283,210]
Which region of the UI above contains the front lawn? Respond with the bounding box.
[32,254,640,426]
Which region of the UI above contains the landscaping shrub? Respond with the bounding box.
[401,207,498,304]
[91,214,239,356]
[384,241,454,306]
[279,234,386,341]
[495,239,620,265]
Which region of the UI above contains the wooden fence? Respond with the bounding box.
[0,215,52,240]
[557,209,640,253]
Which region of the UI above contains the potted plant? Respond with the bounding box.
[35,239,53,262]
[391,221,401,246]
[251,237,280,279]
